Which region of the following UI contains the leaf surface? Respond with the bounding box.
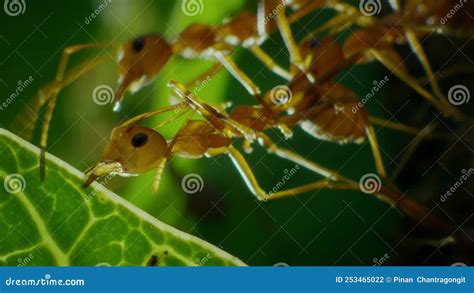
[0,129,244,266]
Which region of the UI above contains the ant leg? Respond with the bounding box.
[185,63,223,89]
[154,107,193,129]
[257,0,325,37]
[226,142,441,231]
[213,51,275,113]
[14,57,106,141]
[369,116,423,136]
[213,52,262,97]
[255,1,298,81]
[151,158,167,193]
[121,102,189,126]
[419,65,474,83]
[262,127,386,184]
[404,29,444,100]
[388,0,401,11]
[390,123,436,181]
[225,146,352,201]
[369,49,467,121]
[248,45,293,80]
[168,80,259,140]
[286,0,326,26]
[15,87,49,141]
[257,133,348,182]
[403,29,468,120]
[365,126,387,178]
[309,13,355,36]
[267,181,356,200]
[261,129,386,186]
[287,0,326,19]
[210,132,445,230]
[270,0,315,83]
[39,45,106,180]
[368,116,447,139]
[225,146,267,200]
[251,138,448,231]
[257,0,268,38]
[152,115,196,193]
[167,80,228,130]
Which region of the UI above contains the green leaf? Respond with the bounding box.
[0,128,245,266]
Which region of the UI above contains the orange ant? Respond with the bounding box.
[15,0,321,180]
[83,79,449,233]
[227,36,442,180]
[299,0,473,121]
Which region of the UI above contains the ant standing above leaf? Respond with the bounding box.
[14,0,473,244]
[84,79,450,235]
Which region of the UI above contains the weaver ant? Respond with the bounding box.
[83,79,449,233]
[299,0,473,121]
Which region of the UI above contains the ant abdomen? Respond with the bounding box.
[298,82,368,145]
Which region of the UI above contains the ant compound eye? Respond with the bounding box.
[131,132,149,148]
[309,37,320,49]
[132,37,145,52]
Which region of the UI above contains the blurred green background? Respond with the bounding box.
[0,0,432,266]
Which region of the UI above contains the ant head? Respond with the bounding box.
[84,125,168,186]
[114,35,173,112]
